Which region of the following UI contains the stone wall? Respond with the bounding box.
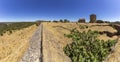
[20,24,71,62]
[20,24,42,62]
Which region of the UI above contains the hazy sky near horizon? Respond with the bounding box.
[0,0,120,22]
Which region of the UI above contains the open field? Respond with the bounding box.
[43,22,120,62]
[0,24,37,62]
[43,23,117,46]
[1,22,120,62]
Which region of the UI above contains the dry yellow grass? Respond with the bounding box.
[43,22,117,46]
[43,23,71,62]
[43,22,119,62]
[0,25,37,62]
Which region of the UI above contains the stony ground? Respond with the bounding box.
[20,24,42,62]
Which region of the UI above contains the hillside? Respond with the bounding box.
[0,24,37,62]
[1,22,120,62]
[42,22,120,62]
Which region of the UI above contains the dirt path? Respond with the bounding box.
[20,24,43,62]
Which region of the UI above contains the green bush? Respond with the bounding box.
[64,29,116,62]
[96,20,104,23]
[64,19,70,23]
[53,20,58,23]
[60,19,63,22]
[79,25,88,29]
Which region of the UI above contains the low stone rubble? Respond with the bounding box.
[20,25,42,62]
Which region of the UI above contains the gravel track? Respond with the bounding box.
[20,24,42,62]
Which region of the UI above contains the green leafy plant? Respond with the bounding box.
[79,25,88,29]
[64,29,116,62]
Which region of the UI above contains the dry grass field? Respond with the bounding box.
[0,22,120,62]
[0,25,37,62]
[43,22,120,62]
[43,23,117,47]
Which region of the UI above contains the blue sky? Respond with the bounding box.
[0,0,120,22]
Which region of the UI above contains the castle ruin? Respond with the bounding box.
[89,14,96,23]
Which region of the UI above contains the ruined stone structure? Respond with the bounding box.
[89,14,96,23]
[78,18,86,23]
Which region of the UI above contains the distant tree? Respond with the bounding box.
[96,20,104,23]
[48,21,51,22]
[78,18,86,23]
[114,21,120,23]
[112,21,120,24]
[64,19,70,23]
[104,21,110,23]
[53,20,58,23]
[60,19,63,22]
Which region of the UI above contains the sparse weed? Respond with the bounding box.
[79,25,88,29]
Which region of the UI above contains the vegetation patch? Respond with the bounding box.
[79,25,88,29]
[64,28,116,62]
[0,22,35,36]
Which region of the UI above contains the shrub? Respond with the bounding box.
[64,19,70,23]
[78,18,86,23]
[64,29,116,62]
[9,30,12,34]
[0,33,3,36]
[104,21,110,23]
[79,25,88,29]
[96,20,104,23]
[53,20,58,23]
[60,19,63,22]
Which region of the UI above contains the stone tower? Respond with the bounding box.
[90,14,96,23]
